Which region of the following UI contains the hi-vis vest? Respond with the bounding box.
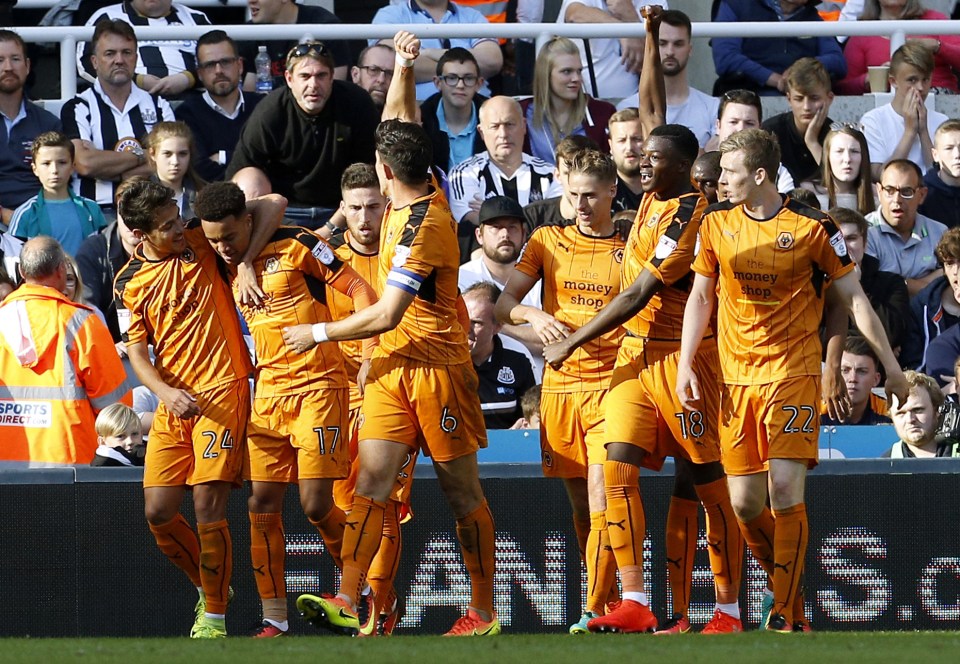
[0,284,132,465]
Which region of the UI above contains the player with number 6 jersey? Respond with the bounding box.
[285,32,497,638]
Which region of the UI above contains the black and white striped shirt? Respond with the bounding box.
[61,81,175,205]
[449,151,560,223]
[77,1,212,84]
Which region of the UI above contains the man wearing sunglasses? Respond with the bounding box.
[227,42,379,230]
[176,30,263,183]
[866,158,947,297]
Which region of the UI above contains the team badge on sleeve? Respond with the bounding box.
[311,240,335,266]
[828,230,848,257]
[655,235,678,260]
[392,245,411,268]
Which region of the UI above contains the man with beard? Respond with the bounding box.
[608,108,644,214]
[351,44,396,112]
[0,30,61,226]
[460,195,543,375]
[616,9,718,149]
[176,31,263,183]
[62,19,175,219]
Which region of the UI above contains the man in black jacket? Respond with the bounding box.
[227,42,378,229]
[420,47,487,176]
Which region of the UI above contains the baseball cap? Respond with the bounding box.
[478,196,525,225]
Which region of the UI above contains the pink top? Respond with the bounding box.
[836,11,960,94]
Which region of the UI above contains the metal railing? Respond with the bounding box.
[10,19,960,102]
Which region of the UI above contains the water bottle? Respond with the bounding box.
[255,46,273,94]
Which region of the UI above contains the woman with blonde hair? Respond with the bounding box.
[144,121,206,220]
[806,125,876,214]
[520,37,616,165]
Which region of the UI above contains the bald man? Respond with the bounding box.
[449,95,561,226]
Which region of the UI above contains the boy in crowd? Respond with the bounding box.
[762,58,834,187]
[920,119,960,229]
[861,42,948,181]
[9,132,106,256]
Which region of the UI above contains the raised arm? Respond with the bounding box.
[382,31,421,123]
[637,5,666,137]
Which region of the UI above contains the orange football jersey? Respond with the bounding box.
[328,232,379,406]
[235,226,354,398]
[376,185,470,366]
[115,224,251,393]
[624,190,708,341]
[515,219,627,393]
[692,197,855,385]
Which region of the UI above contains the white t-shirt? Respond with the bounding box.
[860,102,948,172]
[617,87,719,147]
[459,258,544,380]
[557,0,666,99]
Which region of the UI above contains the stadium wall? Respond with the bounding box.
[2,459,959,636]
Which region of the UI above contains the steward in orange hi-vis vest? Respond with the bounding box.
[0,284,132,464]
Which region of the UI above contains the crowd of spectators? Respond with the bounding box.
[5,0,960,463]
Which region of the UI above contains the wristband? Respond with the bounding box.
[396,53,415,69]
[312,322,329,344]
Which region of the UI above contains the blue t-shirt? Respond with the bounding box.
[44,198,87,256]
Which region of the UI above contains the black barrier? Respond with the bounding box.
[1,461,959,636]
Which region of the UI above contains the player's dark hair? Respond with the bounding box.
[375,119,432,185]
[31,131,75,162]
[649,124,699,165]
[436,46,479,77]
[196,29,238,56]
[93,18,137,51]
[341,163,379,192]
[694,151,721,177]
[463,280,502,305]
[194,181,247,222]
[117,179,175,233]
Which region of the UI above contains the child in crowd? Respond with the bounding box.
[8,132,106,256]
[762,58,835,187]
[91,403,146,467]
[920,119,960,229]
[145,122,206,221]
[511,384,542,430]
[860,42,948,180]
